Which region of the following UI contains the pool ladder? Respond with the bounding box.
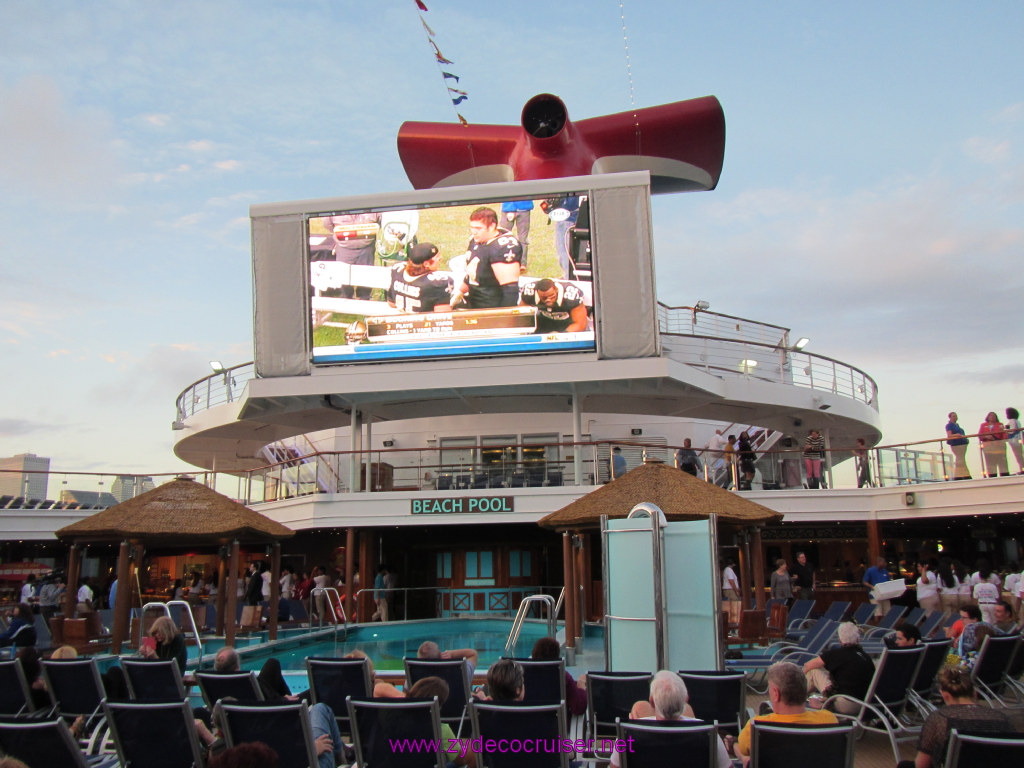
[137,600,204,668]
[309,587,347,648]
[504,591,561,654]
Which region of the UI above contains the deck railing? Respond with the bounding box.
[5,433,1013,514]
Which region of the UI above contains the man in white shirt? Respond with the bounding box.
[20,575,37,604]
[76,578,94,614]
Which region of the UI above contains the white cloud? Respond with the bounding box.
[963,136,1010,164]
[214,159,241,171]
[142,113,171,127]
[186,139,215,152]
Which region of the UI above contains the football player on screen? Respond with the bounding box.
[519,278,589,334]
[386,242,454,313]
[451,206,523,309]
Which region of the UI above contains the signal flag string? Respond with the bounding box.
[415,1,470,126]
[618,1,642,149]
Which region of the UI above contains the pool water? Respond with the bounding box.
[235,618,553,676]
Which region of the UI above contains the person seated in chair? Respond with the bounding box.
[614,670,733,768]
[211,647,344,768]
[417,640,479,673]
[530,636,588,715]
[803,621,875,714]
[0,604,35,647]
[892,621,922,647]
[733,661,837,762]
[896,665,1015,768]
[213,646,310,703]
[408,676,477,768]
[473,658,524,702]
[140,616,187,673]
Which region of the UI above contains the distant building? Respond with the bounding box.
[0,453,50,501]
[111,475,156,503]
[60,489,120,509]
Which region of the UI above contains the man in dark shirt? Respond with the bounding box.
[386,242,453,313]
[519,278,588,333]
[790,551,816,604]
[804,622,875,714]
[452,207,523,308]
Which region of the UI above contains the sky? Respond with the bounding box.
[1,1,1022,479]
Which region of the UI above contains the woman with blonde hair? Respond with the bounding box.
[344,649,403,698]
[141,615,187,672]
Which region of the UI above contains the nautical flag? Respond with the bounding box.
[420,17,435,37]
[442,71,459,82]
[458,114,468,126]
[451,94,468,105]
[415,1,429,11]
[430,40,453,65]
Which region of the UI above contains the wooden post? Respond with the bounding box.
[574,533,586,637]
[358,530,373,621]
[111,540,132,654]
[344,527,355,622]
[866,520,883,564]
[215,548,228,635]
[63,544,81,618]
[751,527,766,610]
[269,542,281,641]
[562,532,576,650]
[738,529,752,611]
[225,540,239,647]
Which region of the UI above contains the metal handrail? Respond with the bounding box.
[505,594,557,654]
[309,587,346,641]
[138,599,204,668]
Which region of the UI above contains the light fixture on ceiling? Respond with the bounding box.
[793,337,810,350]
[210,360,226,374]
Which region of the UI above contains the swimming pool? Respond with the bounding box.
[235,618,555,678]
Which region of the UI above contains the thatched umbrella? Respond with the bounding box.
[538,462,782,529]
[538,462,783,645]
[56,476,294,652]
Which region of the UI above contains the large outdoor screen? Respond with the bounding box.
[308,194,595,364]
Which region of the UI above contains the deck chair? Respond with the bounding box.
[782,599,815,632]
[848,602,876,628]
[945,728,1024,767]
[903,607,926,626]
[970,633,1022,706]
[195,670,264,709]
[103,700,206,768]
[219,701,320,768]
[677,670,746,735]
[41,657,110,754]
[306,656,373,734]
[825,645,925,763]
[861,605,908,638]
[121,658,187,702]
[749,721,855,768]
[615,718,718,768]
[726,620,840,692]
[906,638,953,716]
[404,658,472,735]
[584,671,653,758]
[470,701,568,768]
[0,716,119,768]
[0,659,41,716]
[347,696,447,768]
[917,610,947,639]
[787,602,849,641]
[502,658,567,707]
